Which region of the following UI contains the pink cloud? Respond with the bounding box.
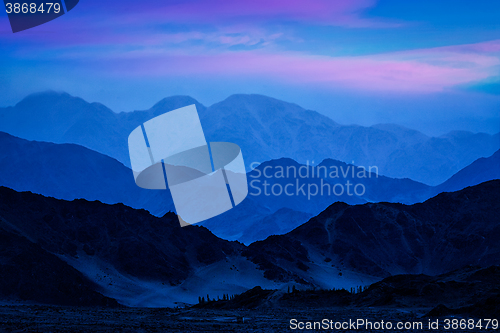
[434,40,500,54]
[97,39,499,93]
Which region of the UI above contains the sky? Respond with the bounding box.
[0,0,499,135]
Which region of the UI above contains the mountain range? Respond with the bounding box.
[0,180,498,306]
[1,131,499,244]
[244,180,500,285]
[1,91,498,185]
[2,131,499,242]
[1,90,498,308]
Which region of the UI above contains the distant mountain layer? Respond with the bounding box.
[1,91,498,185]
[0,91,205,170]
[199,150,499,242]
[0,131,174,217]
[0,181,498,306]
[435,149,500,194]
[201,94,498,185]
[1,132,498,244]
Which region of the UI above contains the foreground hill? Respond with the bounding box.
[195,265,500,319]
[0,181,498,306]
[0,224,118,307]
[243,180,500,287]
[0,186,269,307]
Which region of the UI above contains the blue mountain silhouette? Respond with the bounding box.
[1,132,498,244]
[1,91,498,185]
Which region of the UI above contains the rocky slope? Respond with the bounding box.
[243,180,500,286]
[0,181,498,306]
[0,223,118,307]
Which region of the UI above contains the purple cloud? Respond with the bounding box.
[91,40,499,93]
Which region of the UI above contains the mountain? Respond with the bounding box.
[201,157,430,242]
[237,208,313,246]
[0,91,127,166]
[0,132,430,243]
[0,131,174,216]
[0,186,263,307]
[0,224,119,307]
[1,91,498,185]
[200,94,499,185]
[0,91,205,170]
[243,180,500,288]
[0,181,498,306]
[434,149,500,194]
[202,152,499,243]
[2,133,498,244]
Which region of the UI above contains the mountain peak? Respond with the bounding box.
[206,93,339,127]
[218,93,314,114]
[17,90,73,106]
[149,95,206,116]
[435,149,500,193]
[223,93,299,104]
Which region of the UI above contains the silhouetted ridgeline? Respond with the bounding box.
[0,180,498,306]
[2,131,498,244]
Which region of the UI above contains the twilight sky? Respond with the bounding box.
[1,0,499,135]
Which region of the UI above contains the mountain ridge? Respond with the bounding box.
[243,179,500,289]
[1,132,498,244]
[0,180,498,306]
[1,91,498,185]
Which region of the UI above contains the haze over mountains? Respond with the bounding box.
[205,150,497,242]
[1,132,498,243]
[435,149,500,194]
[1,91,498,185]
[0,181,498,306]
